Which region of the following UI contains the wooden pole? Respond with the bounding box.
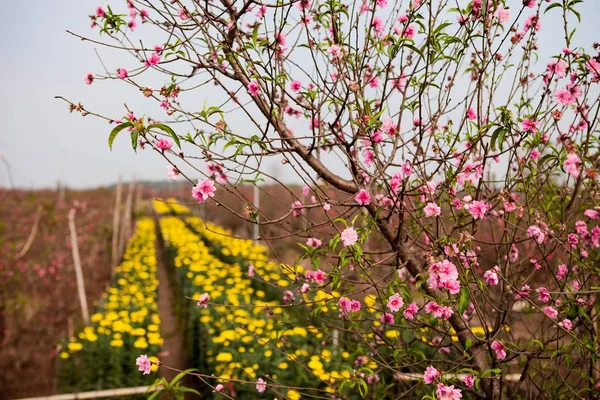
[16,204,43,259]
[118,180,135,257]
[14,385,159,400]
[253,184,260,241]
[111,177,123,273]
[68,208,89,325]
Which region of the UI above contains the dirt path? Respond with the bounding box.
[155,232,187,382]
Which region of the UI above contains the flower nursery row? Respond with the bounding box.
[154,200,492,398]
[156,213,368,399]
[57,218,162,392]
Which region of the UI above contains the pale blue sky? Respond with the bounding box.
[0,1,598,189]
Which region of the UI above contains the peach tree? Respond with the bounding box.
[61,0,600,398]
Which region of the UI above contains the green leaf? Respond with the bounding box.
[567,305,579,320]
[170,370,192,386]
[130,130,139,152]
[252,24,259,46]
[178,388,201,395]
[147,389,162,400]
[490,127,507,151]
[108,122,133,150]
[544,2,563,13]
[148,123,181,148]
[465,338,472,351]
[458,287,469,314]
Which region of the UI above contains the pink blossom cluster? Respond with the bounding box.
[305,269,326,285]
[191,178,216,203]
[427,259,461,294]
[206,162,229,184]
[424,301,453,320]
[338,296,361,315]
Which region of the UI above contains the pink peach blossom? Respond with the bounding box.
[341,227,358,246]
[192,178,216,203]
[136,354,152,374]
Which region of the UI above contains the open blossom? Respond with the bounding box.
[521,118,539,133]
[556,263,568,279]
[466,107,477,121]
[145,53,160,66]
[468,200,489,219]
[527,225,545,244]
[256,378,267,393]
[197,293,210,308]
[463,375,475,388]
[423,366,440,384]
[155,138,172,151]
[563,153,581,178]
[290,80,302,92]
[428,259,460,294]
[341,227,358,247]
[291,200,304,217]
[559,318,573,330]
[524,14,541,31]
[355,189,371,205]
[372,16,384,36]
[436,383,463,400]
[306,237,322,247]
[380,312,394,324]
[136,354,152,375]
[256,4,267,19]
[484,266,499,286]
[587,58,600,81]
[191,178,216,203]
[515,284,531,300]
[166,165,179,181]
[338,297,360,315]
[491,341,506,360]
[584,209,599,219]
[248,80,261,96]
[363,149,375,167]
[178,7,190,20]
[403,302,418,319]
[543,306,558,320]
[424,202,441,217]
[313,269,326,284]
[547,59,568,78]
[425,301,453,320]
[404,24,416,38]
[327,44,343,58]
[494,5,510,23]
[387,293,404,313]
[538,287,551,303]
[96,6,105,17]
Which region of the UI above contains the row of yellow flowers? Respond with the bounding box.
[57,218,162,392]
[156,208,360,398]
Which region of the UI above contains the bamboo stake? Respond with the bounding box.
[16,204,43,259]
[111,177,123,274]
[15,385,159,400]
[118,180,135,257]
[253,184,259,241]
[58,181,66,206]
[68,208,89,325]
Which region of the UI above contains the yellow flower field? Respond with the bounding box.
[57,218,162,391]
[156,206,357,398]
